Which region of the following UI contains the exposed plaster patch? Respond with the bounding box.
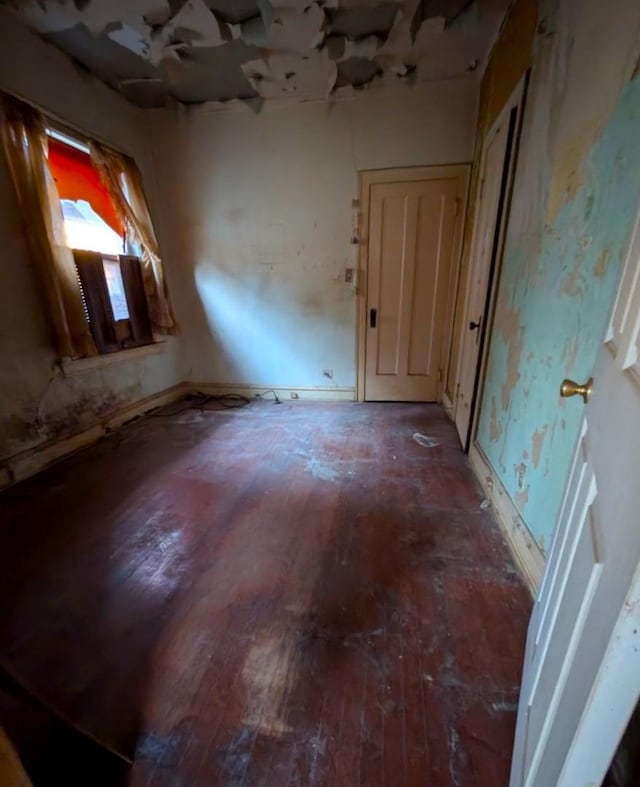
[336,55,381,87]
[547,127,593,225]
[515,485,529,510]
[207,0,261,25]
[531,424,548,469]
[174,40,260,102]
[560,335,579,370]
[327,3,398,41]
[161,0,227,50]
[268,2,327,53]
[243,49,338,99]
[496,306,523,410]
[559,255,586,297]
[592,248,610,278]
[488,396,501,442]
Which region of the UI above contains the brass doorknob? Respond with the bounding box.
[560,377,593,404]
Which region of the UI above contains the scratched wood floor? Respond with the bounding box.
[0,402,531,786]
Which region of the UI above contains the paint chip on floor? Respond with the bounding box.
[413,432,441,448]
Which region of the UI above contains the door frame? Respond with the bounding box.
[452,74,529,449]
[355,165,470,402]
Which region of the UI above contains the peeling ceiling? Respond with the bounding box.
[3,0,509,108]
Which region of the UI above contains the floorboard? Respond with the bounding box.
[0,401,531,786]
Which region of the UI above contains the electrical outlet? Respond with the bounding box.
[322,369,334,379]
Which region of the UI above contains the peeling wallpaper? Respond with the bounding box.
[446,0,537,402]
[475,0,640,552]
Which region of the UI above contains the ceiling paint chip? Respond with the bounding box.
[119,77,169,107]
[6,0,509,107]
[336,55,380,87]
[172,39,259,102]
[44,24,163,84]
[204,0,260,25]
[328,3,398,41]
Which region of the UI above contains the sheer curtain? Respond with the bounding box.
[89,141,176,334]
[0,92,96,357]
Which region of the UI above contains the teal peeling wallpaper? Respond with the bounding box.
[476,76,640,553]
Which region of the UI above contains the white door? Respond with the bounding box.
[454,82,525,448]
[360,167,468,402]
[510,209,640,786]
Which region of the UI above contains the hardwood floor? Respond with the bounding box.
[0,401,531,786]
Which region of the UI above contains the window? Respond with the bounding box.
[46,129,153,354]
[0,90,175,359]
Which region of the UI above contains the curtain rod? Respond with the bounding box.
[0,84,135,157]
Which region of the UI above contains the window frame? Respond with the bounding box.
[46,125,158,358]
[74,251,155,355]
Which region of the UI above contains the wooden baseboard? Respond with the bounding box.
[0,381,356,490]
[469,442,544,596]
[1,383,186,490]
[185,382,356,402]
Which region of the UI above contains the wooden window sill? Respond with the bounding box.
[61,341,167,375]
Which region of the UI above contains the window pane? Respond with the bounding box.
[102,258,130,320]
[61,199,123,255]
[48,135,124,256]
[48,137,123,235]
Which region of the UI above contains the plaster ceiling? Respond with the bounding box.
[3,0,509,108]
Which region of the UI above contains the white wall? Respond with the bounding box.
[155,78,478,390]
[0,4,478,465]
[0,9,182,463]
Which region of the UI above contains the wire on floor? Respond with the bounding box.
[254,389,281,404]
[149,393,251,417]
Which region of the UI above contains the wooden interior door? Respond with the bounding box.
[510,208,640,786]
[454,80,525,448]
[361,167,468,402]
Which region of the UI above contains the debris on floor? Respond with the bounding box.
[412,432,441,448]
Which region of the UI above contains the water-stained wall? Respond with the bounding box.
[0,10,182,465]
[154,79,477,391]
[475,0,640,552]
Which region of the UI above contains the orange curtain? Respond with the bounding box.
[48,138,123,236]
[0,92,96,358]
[89,140,176,335]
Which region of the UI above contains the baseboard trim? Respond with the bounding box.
[186,382,356,402]
[2,383,186,490]
[1,381,357,490]
[469,442,544,596]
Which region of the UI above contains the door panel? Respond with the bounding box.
[454,80,525,448]
[510,210,640,786]
[374,191,411,377]
[410,189,456,378]
[364,170,466,402]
